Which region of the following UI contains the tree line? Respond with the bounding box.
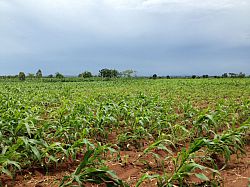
[151,72,247,79]
[0,69,248,81]
[0,69,137,81]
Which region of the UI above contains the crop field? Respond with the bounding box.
[0,78,250,186]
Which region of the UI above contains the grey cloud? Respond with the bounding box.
[0,0,250,75]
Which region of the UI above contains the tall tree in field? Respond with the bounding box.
[19,72,26,81]
[48,74,53,78]
[36,69,42,78]
[55,72,64,78]
[99,69,118,78]
[99,69,109,78]
[238,72,245,78]
[111,69,118,78]
[222,73,228,78]
[79,71,93,78]
[229,73,237,78]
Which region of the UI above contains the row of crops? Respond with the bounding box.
[0,78,249,186]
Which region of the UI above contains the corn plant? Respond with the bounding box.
[60,146,127,187]
[1,77,250,186]
[136,138,220,186]
[0,156,21,179]
[133,139,174,168]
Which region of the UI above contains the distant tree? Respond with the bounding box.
[99,69,108,78]
[229,73,237,78]
[192,75,196,79]
[55,72,64,79]
[121,69,136,78]
[48,74,53,78]
[222,73,228,78]
[166,75,171,79]
[202,75,209,78]
[79,71,93,78]
[28,73,35,78]
[36,69,42,78]
[19,72,26,81]
[111,69,119,78]
[238,72,245,78]
[99,69,118,78]
[152,74,157,79]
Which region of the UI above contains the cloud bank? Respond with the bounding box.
[0,0,250,75]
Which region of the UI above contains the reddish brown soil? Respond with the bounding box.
[1,142,249,187]
[220,145,250,187]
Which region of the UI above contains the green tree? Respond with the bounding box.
[19,72,26,81]
[222,73,228,78]
[48,74,53,78]
[99,69,118,78]
[152,74,157,79]
[238,72,245,78]
[55,72,64,79]
[79,71,93,78]
[36,69,42,78]
[229,73,237,78]
[111,69,118,78]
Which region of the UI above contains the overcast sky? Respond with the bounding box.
[0,0,250,76]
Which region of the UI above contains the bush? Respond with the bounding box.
[55,72,64,79]
[79,71,93,78]
[18,72,26,81]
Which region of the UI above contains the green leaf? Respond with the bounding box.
[74,150,94,175]
[25,122,31,138]
[5,160,21,170]
[195,173,209,181]
[135,174,159,187]
[30,146,41,161]
[74,175,82,186]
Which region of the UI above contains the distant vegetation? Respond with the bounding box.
[18,72,25,81]
[36,69,42,78]
[78,71,93,78]
[55,72,64,79]
[0,69,249,82]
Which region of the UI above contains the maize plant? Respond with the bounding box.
[0,78,249,186]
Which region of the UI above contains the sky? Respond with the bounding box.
[0,0,250,76]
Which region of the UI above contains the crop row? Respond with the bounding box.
[0,78,249,186]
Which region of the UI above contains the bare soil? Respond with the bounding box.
[220,145,250,187]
